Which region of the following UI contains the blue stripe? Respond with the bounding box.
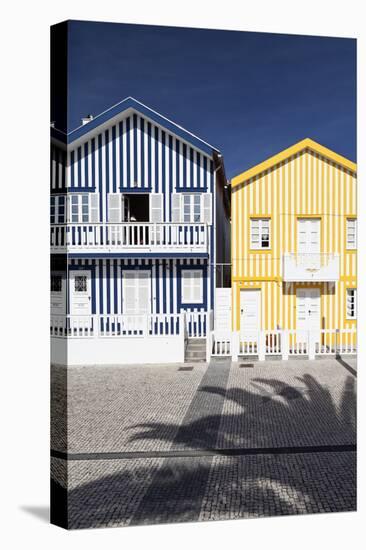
[183,144,187,186]
[106,261,110,314]
[196,152,200,187]
[119,122,123,188]
[176,140,180,189]
[114,259,118,314]
[105,130,110,197]
[147,122,152,190]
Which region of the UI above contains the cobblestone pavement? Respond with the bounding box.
[51,356,356,529]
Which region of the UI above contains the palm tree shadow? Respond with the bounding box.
[52,371,356,529]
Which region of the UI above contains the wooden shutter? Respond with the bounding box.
[89,194,99,222]
[108,193,122,222]
[201,193,212,224]
[150,193,163,222]
[171,193,182,222]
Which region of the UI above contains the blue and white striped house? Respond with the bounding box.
[50,97,230,365]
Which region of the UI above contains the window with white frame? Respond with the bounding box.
[171,193,212,224]
[346,218,357,249]
[250,218,270,249]
[68,193,99,223]
[50,195,66,224]
[183,193,201,223]
[346,288,357,319]
[181,270,203,304]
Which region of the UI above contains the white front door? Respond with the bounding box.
[296,288,320,343]
[69,270,91,315]
[240,289,260,335]
[215,288,232,332]
[122,270,151,315]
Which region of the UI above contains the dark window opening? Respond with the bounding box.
[125,194,149,222]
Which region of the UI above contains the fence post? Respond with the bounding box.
[308,330,315,360]
[282,329,289,360]
[206,331,212,362]
[94,315,99,338]
[232,331,239,361]
[258,330,266,361]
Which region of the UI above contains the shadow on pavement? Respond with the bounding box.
[51,371,356,528]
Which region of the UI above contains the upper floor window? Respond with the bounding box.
[250,218,270,249]
[346,288,357,319]
[183,194,201,223]
[69,193,99,223]
[346,218,357,249]
[171,193,212,224]
[181,270,203,303]
[50,195,66,224]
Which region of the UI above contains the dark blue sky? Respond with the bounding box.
[66,20,356,178]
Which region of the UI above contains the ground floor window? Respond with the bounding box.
[181,270,203,304]
[346,288,357,319]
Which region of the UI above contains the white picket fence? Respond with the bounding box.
[210,328,356,360]
[51,313,185,338]
[51,310,213,340]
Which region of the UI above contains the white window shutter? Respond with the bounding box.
[66,195,71,223]
[201,193,212,224]
[150,193,163,222]
[108,193,122,222]
[171,193,182,222]
[89,194,99,222]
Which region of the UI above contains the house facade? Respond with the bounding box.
[50,97,230,365]
[230,138,357,356]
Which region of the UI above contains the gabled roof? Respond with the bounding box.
[231,138,357,188]
[51,96,220,156]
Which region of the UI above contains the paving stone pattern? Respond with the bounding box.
[51,357,357,529]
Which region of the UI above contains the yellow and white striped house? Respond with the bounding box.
[231,138,357,350]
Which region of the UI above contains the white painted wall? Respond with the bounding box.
[51,335,185,366]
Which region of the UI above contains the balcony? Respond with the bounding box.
[50,222,209,255]
[283,253,340,282]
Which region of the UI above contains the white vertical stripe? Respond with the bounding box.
[66,151,71,189]
[101,132,106,223]
[158,129,163,194]
[144,119,148,190]
[151,125,156,193]
[108,128,113,193]
[186,147,191,188]
[81,146,85,188]
[165,139,169,222]
[193,150,197,188]
[173,260,177,313]
[129,116,134,185]
[122,119,127,188]
[137,116,141,187]
[115,125,120,190]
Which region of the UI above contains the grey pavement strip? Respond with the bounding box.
[51,443,356,461]
[129,358,232,525]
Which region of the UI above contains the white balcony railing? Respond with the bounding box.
[50,222,209,254]
[283,253,340,282]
